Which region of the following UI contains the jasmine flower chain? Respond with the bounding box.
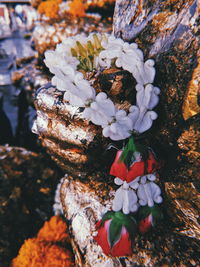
[44,33,160,141]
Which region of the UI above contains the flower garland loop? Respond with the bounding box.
[46,33,164,257]
[44,33,160,141]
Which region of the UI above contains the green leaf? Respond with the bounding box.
[108,218,122,248]
[101,211,115,224]
[138,205,152,220]
[151,205,163,221]
[87,41,94,55]
[114,212,137,241]
[93,34,102,50]
[123,215,137,240]
[119,136,137,169]
[71,48,77,57]
[76,41,87,57]
[139,205,163,224]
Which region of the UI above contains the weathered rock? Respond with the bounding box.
[165,182,200,239]
[33,82,127,176]
[113,0,200,198]
[0,145,63,266]
[60,175,200,267]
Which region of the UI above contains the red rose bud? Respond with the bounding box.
[138,214,153,234]
[138,205,163,234]
[94,211,136,257]
[110,150,159,183]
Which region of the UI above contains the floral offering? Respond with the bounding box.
[40,33,163,257]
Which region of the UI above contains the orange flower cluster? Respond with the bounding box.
[37,215,69,242]
[38,0,62,19]
[12,216,74,267]
[68,0,87,17]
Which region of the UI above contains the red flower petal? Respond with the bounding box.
[139,214,153,234]
[126,161,145,182]
[110,151,127,181]
[94,220,111,255]
[127,152,159,182]
[110,150,159,183]
[111,227,132,257]
[147,152,160,173]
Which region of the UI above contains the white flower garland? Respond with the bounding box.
[44,33,160,141]
[112,174,163,215]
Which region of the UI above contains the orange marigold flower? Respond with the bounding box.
[12,238,73,267]
[37,215,69,242]
[68,0,86,17]
[38,0,62,19]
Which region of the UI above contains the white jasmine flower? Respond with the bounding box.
[44,50,63,74]
[63,90,86,107]
[137,180,162,207]
[74,73,96,100]
[103,110,133,140]
[143,59,156,84]
[136,83,160,110]
[63,73,96,107]
[51,76,68,91]
[112,179,140,214]
[41,33,160,140]
[128,105,140,128]
[134,110,158,133]
[82,92,115,125]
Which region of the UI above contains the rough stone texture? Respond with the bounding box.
[165,182,200,239]
[33,78,134,176]
[0,146,63,266]
[60,175,200,267]
[33,0,200,266]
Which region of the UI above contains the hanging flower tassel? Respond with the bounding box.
[94,211,137,257]
[112,178,139,214]
[110,136,160,183]
[138,204,163,234]
[137,174,163,207]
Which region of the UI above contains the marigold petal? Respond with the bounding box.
[37,215,69,242]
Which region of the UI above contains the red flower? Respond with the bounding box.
[138,205,163,234]
[111,227,132,256]
[138,214,153,234]
[94,211,136,257]
[94,220,111,255]
[110,150,159,183]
